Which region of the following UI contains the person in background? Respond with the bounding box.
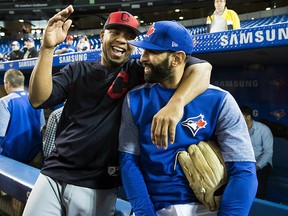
[54,34,77,54]
[23,38,38,59]
[0,68,45,165]
[206,0,240,33]
[119,20,257,216]
[21,39,28,53]
[77,34,91,51]
[23,5,212,216]
[240,105,273,200]
[42,106,63,159]
[9,41,24,60]
[0,53,4,61]
[0,69,45,216]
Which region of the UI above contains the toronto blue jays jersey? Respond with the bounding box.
[0,90,45,163]
[119,83,256,211]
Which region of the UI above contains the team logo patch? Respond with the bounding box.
[108,166,120,176]
[172,41,178,47]
[270,109,286,120]
[182,114,207,136]
[146,23,155,37]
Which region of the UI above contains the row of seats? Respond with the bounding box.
[266,136,288,205]
[1,14,287,55]
[186,14,288,35]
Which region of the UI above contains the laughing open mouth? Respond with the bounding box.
[112,46,125,56]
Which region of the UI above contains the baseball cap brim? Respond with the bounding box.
[129,40,167,51]
[11,41,19,46]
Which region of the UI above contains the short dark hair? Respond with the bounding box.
[240,105,253,117]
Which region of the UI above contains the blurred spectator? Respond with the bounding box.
[21,39,28,53]
[0,68,45,165]
[77,34,91,51]
[9,41,24,60]
[54,34,77,54]
[206,0,240,33]
[23,38,38,59]
[240,105,273,199]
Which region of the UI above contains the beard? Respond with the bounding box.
[144,57,172,83]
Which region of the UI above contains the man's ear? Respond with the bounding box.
[99,30,104,43]
[247,114,252,121]
[171,51,186,67]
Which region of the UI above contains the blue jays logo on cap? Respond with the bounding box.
[129,20,193,54]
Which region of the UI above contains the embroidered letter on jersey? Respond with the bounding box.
[107,72,129,99]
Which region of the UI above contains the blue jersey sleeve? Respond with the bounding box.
[119,152,157,216]
[218,162,258,216]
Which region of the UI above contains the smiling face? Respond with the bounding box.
[66,38,74,45]
[12,43,20,51]
[100,26,136,67]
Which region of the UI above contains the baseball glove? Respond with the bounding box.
[177,141,228,211]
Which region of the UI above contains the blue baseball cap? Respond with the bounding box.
[25,38,34,42]
[129,20,193,54]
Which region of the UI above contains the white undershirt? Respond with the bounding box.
[210,13,226,33]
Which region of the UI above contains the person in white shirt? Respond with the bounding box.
[206,0,240,33]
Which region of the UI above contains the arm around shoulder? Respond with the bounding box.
[171,59,212,108]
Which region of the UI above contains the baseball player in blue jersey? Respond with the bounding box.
[23,5,212,216]
[0,69,45,164]
[119,20,258,215]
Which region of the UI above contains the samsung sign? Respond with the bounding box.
[58,53,88,64]
[220,27,288,46]
[192,23,288,53]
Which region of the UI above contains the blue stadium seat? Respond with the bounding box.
[267,137,288,205]
[249,198,288,216]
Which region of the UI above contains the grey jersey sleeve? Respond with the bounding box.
[215,92,256,162]
[118,95,140,155]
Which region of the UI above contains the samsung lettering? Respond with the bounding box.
[221,27,288,46]
[59,53,88,63]
[19,60,37,68]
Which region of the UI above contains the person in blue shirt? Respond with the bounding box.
[0,68,45,164]
[240,106,273,199]
[54,34,77,54]
[119,20,257,216]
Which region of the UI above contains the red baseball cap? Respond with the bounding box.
[104,11,140,36]
[66,35,74,40]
